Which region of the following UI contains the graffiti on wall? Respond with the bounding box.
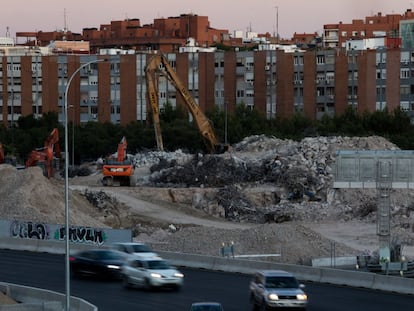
[8,221,108,245]
[55,226,107,245]
[10,221,50,240]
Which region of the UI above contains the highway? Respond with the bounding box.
[1,249,414,310]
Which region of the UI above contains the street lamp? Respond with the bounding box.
[63,58,105,311]
[71,105,75,169]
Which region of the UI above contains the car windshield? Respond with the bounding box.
[265,276,299,289]
[131,244,152,253]
[191,305,223,311]
[98,251,124,260]
[147,260,171,269]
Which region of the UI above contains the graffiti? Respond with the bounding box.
[10,221,49,240]
[55,226,107,245]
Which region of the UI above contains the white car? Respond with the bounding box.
[121,257,184,291]
[249,270,308,310]
[110,242,159,259]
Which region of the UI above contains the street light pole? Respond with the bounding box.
[72,106,75,169]
[63,58,105,311]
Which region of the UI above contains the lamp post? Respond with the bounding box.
[63,58,105,311]
[72,106,75,169]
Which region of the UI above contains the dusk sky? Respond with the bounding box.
[2,0,412,39]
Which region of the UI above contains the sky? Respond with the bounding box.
[1,0,413,39]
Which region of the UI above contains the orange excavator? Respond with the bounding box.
[25,128,61,178]
[101,136,135,186]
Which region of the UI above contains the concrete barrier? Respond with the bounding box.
[312,256,357,268]
[157,250,414,295]
[0,282,97,311]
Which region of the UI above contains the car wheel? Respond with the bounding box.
[249,294,257,311]
[70,269,78,279]
[144,278,152,291]
[259,300,267,311]
[122,275,131,289]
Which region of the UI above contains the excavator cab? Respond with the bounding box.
[101,136,135,186]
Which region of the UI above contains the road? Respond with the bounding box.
[1,249,414,310]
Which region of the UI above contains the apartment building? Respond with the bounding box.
[17,14,230,54]
[3,8,414,128]
[324,9,414,48]
[1,45,413,128]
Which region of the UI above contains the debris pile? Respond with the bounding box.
[133,135,402,224]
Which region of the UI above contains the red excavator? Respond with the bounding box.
[101,136,135,186]
[25,128,61,178]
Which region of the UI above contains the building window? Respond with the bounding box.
[401,85,410,95]
[376,69,386,79]
[316,55,325,65]
[236,89,245,98]
[401,68,410,79]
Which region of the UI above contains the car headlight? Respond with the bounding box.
[268,293,279,301]
[107,265,120,270]
[150,272,162,278]
[296,293,308,301]
[174,272,184,278]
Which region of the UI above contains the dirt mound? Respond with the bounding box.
[0,165,108,227]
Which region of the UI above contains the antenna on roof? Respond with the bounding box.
[5,26,10,38]
[64,8,68,33]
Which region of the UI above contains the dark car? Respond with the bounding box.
[69,249,127,280]
[190,302,224,311]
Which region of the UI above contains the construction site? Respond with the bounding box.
[1,134,414,272]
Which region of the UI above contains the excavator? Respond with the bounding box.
[101,136,135,186]
[145,53,229,154]
[25,128,61,178]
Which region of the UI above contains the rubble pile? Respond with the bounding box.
[133,135,401,224]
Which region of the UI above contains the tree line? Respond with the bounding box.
[1,105,414,165]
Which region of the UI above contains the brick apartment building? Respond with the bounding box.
[16,14,231,53]
[1,10,414,129]
[324,9,414,48]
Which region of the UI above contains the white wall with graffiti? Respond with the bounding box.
[0,219,131,246]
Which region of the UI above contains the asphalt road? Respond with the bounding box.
[1,249,414,310]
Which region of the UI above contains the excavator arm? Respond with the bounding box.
[25,128,61,178]
[145,54,228,153]
[117,136,128,162]
[145,65,164,151]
